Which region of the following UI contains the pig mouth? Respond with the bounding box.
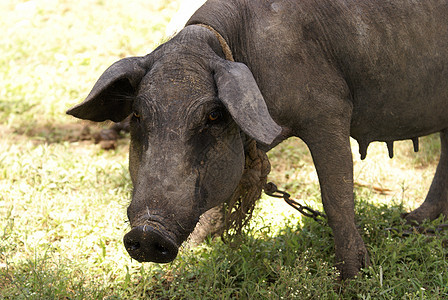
[123,223,179,263]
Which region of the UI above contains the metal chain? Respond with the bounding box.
[264,182,326,224]
[264,182,448,239]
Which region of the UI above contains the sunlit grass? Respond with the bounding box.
[0,0,178,133]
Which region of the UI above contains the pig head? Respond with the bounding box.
[67,27,281,263]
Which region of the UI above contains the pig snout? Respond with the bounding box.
[123,225,178,263]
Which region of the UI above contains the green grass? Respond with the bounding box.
[1,0,448,299]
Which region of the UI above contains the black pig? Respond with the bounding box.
[68,0,448,278]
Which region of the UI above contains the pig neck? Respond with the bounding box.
[224,138,271,238]
[196,24,234,62]
[186,0,249,63]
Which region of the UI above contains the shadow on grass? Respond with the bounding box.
[2,200,448,299]
[134,199,448,299]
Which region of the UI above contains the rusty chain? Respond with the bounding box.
[264,182,448,239]
[264,182,326,224]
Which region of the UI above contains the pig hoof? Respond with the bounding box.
[337,249,370,280]
[123,225,178,263]
[335,233,370,280]
[405,203,448,224]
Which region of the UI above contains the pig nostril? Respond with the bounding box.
[126,240,140,251]
[123,225,178,263]
[153,243,168,255]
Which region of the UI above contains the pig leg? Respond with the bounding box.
[185,205,225,247]
[406,129,448,223]
[301,111,369,279]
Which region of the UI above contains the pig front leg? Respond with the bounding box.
[301,111,369,279]
[186,205,225,247]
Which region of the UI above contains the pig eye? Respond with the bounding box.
[208,110,222,122]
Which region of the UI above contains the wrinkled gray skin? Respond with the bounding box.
[67,0,448,279]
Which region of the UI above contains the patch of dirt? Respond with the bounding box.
[1,120,129,150]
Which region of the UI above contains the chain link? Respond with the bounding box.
[264,182,326,224]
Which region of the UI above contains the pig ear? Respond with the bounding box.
[67,56,152,122]
[213,60,282,146]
